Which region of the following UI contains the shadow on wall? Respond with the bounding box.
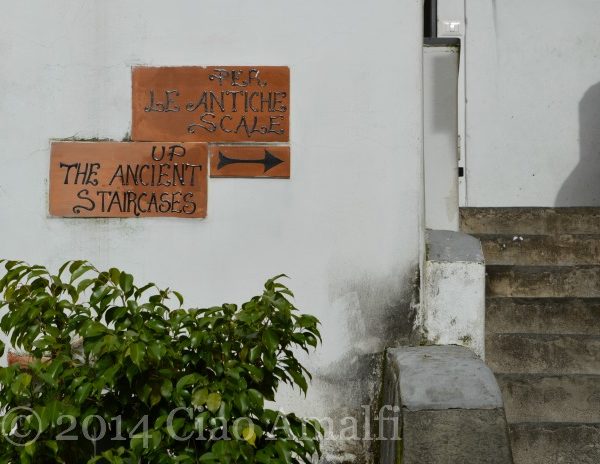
[556,82,600,206]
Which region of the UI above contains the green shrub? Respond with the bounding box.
[0,260,322,463]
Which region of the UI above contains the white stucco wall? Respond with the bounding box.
[0,1,423,461]
[423,45,459,231]
[465,0,600,206]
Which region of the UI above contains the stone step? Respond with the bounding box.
[486,265,600,298]
[497,374,600,423]
[486,333,600,375]
[461,207,600,235]
[486,298,600,335]
[509,422,600,464]
[477,234,600,265]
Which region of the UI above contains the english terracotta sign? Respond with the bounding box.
[132,66,290,143]
[49,142,208,218]
[210,145,290,178]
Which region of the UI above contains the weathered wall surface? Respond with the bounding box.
[0,1,423,461]
[465,0,600,206]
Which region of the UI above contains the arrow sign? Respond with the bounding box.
[217,150,284,173]
[210,145,290,178]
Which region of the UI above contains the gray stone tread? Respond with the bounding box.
[486,265,600,298]
[510,421,600,429]
[509,422,600,464]
[487,264,600,271]
[496,373,600,423]
[476,233,600,239]
[486,333,600,375]
[476,233,600,265]
[464,207,600,214]
[486,297,600,335]
[461,207,600,235]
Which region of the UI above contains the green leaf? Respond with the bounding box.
[175,373,203,394]
[58,260,71,277]
[206,392,222,413]
[160,380,173,399]
[77,278,95,294]
[129,342,144,366]
[148,342,165,361]
[74,383,93,404]
[83,321,106,338]
[119,272,134,294]
[150,389,161,407]
[191,388,208,408]
[262,328,280,352]
[249,345,261,362]
[130,433,148,453]
[11,373,32,395]
[109,267,121,284]
[275,440,292,464]
[234,391,249,414]
[24,440,36,457]
[172,291,184,306]
[147,320,167,333]
[70,264,93,283]
[45,440,58,455]
[262,352,276,371]
[243,425,256,446]
[248,389,265,409]
[289,369,308,394]
[41,400,61,427]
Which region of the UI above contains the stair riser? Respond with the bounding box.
[510,424,600,464]
[498,375,600,423]
[487,266,600,298]
[461,208,600,235]
[480,236,600,265]
[486,334,600,375]
[486,298,600,335]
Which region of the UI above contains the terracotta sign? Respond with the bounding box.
[49,142,208,218]
[132,66,290,143]
[210,146,290,178]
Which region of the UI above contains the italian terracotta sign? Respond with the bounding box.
[49,66,290,219]
[132,66,290,143]
[49,142,208,218]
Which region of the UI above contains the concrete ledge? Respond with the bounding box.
[426,229,484,264]
[421,229,486,357]
[390,345,502,410]
[380,346,513,464]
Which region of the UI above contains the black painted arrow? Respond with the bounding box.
[217,150,284,173]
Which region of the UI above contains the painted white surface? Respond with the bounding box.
[436,0,466,206]
[421,231,485,358]
[437,0,465,38]
[0,1,423,460]
[465,0,600,206]
[423,46,459,231]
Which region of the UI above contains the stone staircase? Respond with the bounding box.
[461,208,600,464]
